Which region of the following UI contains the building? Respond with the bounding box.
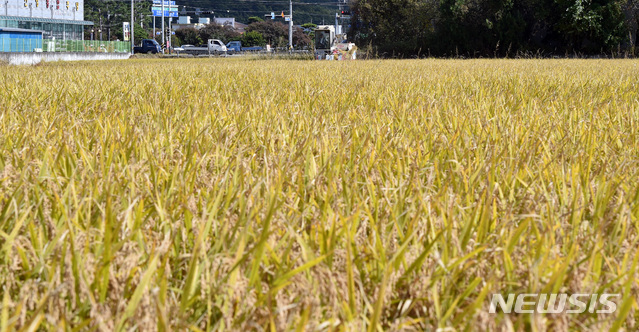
[0,27,42,51]
[214,17,233,28]
[172,17,247,34]
[0,0,92,41]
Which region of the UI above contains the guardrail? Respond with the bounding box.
[1,38,130,53]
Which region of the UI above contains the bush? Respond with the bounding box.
[242,31,266,47]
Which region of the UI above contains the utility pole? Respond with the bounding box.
[131,0,134,53]
[4,1,8,17]
[289,0,293,50]
[107,10,111,41]
[162,0,165,52]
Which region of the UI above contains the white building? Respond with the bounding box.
[0,0,92,40]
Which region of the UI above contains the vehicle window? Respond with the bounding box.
[316,30,330,50]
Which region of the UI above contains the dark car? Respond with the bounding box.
[133,39,161,54]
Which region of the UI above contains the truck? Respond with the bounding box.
[314,26,357,60]
[133,39,161,54]
[181,39,227,55]
[225,41,263,54]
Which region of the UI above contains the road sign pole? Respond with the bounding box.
[162,0,165,52]
[289,0,293,50]
[131,0,134,53]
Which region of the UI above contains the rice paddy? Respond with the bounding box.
[0,58,638,331]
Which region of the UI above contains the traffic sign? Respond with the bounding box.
[152,0,175,5]
[152,6,177,11]
[152,10,178,17]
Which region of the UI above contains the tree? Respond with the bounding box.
[246,21,288,47]
[301,23,317,41]
[242,31,266,46]
[350,0,437,55]
[133,25,148,45]
[198,23,240,43]
[84,0,152,41]
[248,16,264,24]
[350,0,631,56]
[175,27,203,46]
[293,27,312,48]
[301,23,317,33]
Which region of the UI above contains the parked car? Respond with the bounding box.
[133,39,161,54]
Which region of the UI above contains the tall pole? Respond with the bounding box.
[162,0,165,51]
[131,0,134,53]
[289,0,292,50]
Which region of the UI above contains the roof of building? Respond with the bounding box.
[0,27,44,34]
[0,15,93,25]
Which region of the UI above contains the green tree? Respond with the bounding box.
[301,22,317,41]
[242,31,266,46]
[248,16,264,24]
[246,21,288,47]
[84,0,152,41]
[133,24,147,45]
[351,0,631,56]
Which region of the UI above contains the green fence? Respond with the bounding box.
[0,38,130,53]
[45,39,130,53]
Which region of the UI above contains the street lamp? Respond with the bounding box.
[91,28,94,40]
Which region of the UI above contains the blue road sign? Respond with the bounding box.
[152,1,175,6]
[152,10,178,17]
[152,6,177,11]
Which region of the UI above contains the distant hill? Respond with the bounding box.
[173,1,341,25]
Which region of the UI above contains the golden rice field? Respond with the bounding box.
[0,58,638,331]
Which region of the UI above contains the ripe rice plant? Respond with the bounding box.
[0,59,638,331]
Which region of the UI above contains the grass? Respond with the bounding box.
[0,58,638,331]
